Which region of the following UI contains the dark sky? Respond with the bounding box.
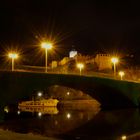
[0,0,140,64]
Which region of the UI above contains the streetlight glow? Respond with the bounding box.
[111,57,119,64]
[37,92,42,97]
[119,71,125,80]
[8,53,18,59]
[41,42,53,72]
[77,63,84,75]
[8,52,19,71]
[111,57,119,77]
[121,135,127,140]
[41,42,52,49]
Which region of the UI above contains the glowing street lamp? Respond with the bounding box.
[41,42,52,72]
[121,135,127,140]
[119,71,125,80]
[111,57,119,76]
[37,92,42,97]
[77,63,84,75]
[8,53,18,71]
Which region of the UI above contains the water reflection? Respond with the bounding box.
[121,135,127,140]
[18,106,59,115]
[1,103,100,138]
[2,106,140,139]
[17,110,21,115]
[2,85,140,139]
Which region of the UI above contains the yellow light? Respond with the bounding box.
[119,71,125,77]
[66,113,71,119]
[111,57,119,64]
[77,63,84,75]
[77,63,84,69]
[41,42,53,72]
[41,42,52,49]
[121,135,127,140]
[4,106,9,113]
[38,112,42,117]
[67,92,70,95]
[119,71,125,80]
[8,53,18,59]
[37,92,42,97]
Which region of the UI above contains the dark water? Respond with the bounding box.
[0,85,139,140]
[1,105,140,140]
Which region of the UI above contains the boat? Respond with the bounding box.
[18,99,59,107]
[18,106,59,115]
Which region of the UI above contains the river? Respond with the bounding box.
[0,104,140,140]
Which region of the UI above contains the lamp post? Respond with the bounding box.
[37,92,42,97]
[119,71,125,80]
[111,57,119,77]
[41,42,52,72]
[77,63,84,75]
[37,92,43,100]
[8,53,18,71]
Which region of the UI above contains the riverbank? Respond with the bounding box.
[0,129,60,140]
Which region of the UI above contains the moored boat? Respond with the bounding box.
[18,99,59,107]
[18,106,59,115]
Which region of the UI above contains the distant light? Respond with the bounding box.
[77,63,84,75]
[67,92,70,95]
[41,42,52,49]
[69,50,77,58]
[4,106,9,113]
[119,71,125,80]
[38,112,42,117]
[66,113,71,119]
[55,120,58,125]
[77,63,84,69]
[121,135,127,140]
[111,57,119,64]
[17,111,20,115]
[37,92,42,97]
[119,71,125,77]
[8,53,18,59]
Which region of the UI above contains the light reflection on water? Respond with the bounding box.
[19,106,59,115]
[2,105,140,139]
[1,102,100,139]
[0,104,140,140]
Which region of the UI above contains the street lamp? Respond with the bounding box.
[8,53,18,71]
[111,57,119,76]
[119,71,125,80]
[77,63,84,75]
[41,42,52,72]
[121,135,127,140]
[37,92,42,97]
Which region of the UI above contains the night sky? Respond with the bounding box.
[0,1,140,65]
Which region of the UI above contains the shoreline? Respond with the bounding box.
[0,129,60,140]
